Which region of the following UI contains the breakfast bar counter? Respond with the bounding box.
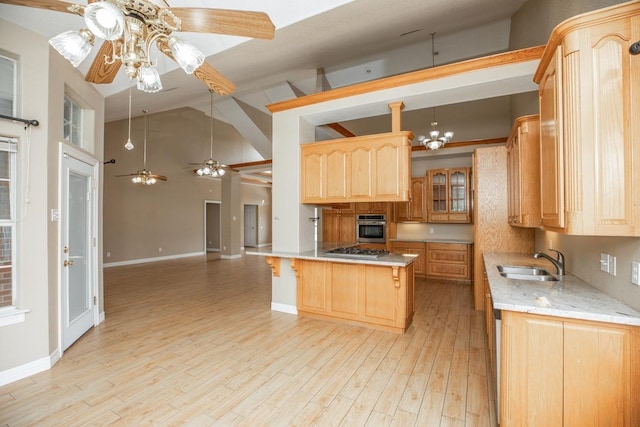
[248,244,417,333]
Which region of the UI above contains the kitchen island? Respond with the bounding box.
[248,244,417,333]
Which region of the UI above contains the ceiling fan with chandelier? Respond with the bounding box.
[0,0,275,95]
[189,89,227,178]
[116,108,167,185]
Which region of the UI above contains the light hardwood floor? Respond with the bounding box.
[0,253,497,426]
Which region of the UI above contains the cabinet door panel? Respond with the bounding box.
[375,144,402,197]
[298,261,328,313]
[363,266,397,322]
[351,147,372,198]
[331,263,360,316]
[326,150,349,199]
[302,152,323,200]
[564,322,631,426]
[539,46,565,230]
[501,312,563,427]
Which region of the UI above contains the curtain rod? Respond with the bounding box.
[0,114,39,127]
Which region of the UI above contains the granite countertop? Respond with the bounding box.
[246,243,417,267]
[390,238,474,244]
[484,252,640,327]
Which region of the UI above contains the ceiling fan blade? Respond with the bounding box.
[0,0,78,13]
[114,173,137,177]
[193,62,236,96]
[85,41,122,84]
[169,8,275,40]
[151,174,168,181]
[157,39,236,95]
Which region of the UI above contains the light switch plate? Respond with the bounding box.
[600,253,610,273]
[632,261,640,285]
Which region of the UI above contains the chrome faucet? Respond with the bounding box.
[534,249,565,275]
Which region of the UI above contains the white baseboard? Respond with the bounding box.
[257,243,272,248]
[207,248,221,253]
[0,349,59,387]
[220,254,242,260]
[99,311,105,324]
[271,302,297,315]
[104,251,205,268]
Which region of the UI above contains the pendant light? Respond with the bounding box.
[193,90,226,177]
[116,109,167,185]
[416,33,454,150]
[124,85,135,150]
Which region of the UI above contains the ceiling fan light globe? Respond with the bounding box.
[168,36,204,74]
[84,2,125,41]
[218,168,226,177]
[444,131,454,139]
[429,130,440,139]
[147,177,157,185]
[49,29,94,67]
[427,140,441,150]
[196,168,204,176]
[137,64,163,93]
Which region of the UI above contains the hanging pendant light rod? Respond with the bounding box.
[124,85,135,150]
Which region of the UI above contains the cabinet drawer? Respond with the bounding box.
[427,263,469,279]
[429,250,467,264]
[429,213,449,221]
[391,241,424,250]
[428,242,468,251]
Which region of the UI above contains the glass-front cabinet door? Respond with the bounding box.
[427,168,471,223]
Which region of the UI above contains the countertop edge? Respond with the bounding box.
[484,252,640,327]
[246,249,417,267]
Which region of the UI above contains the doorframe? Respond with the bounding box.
[203,200,221,253]
[57,143,100,358]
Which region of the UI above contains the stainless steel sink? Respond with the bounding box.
[497,265,558,281]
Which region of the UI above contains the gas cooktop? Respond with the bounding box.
[324,247,390,259]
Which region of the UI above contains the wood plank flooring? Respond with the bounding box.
[0,253,497,426]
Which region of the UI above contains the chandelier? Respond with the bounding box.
[195,90,226,178]
[416,32,454,150]
[48,0,205,93]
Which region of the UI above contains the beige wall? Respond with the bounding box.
[509,0,640,312]
[103,107,272,264]
[0,18,104,373]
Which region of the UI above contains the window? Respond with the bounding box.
[64,95,83,147]
[0,54,17,117]
[0,138,16,310]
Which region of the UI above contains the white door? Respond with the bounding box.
[61,154,96,350]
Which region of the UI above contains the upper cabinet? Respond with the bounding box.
[533,2,640,236]
[300,131,413,204]
[506,115,541,228]
[394,177,427,222]
[427,168,472,223]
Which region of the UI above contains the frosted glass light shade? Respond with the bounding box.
[137,64,163,93]
[168,36,204,74]
[84,2,125,41]
[49,30,95,67]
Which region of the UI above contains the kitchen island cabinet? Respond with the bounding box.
[291,258,415,333]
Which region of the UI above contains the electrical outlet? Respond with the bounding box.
[632,261,640,285]
[600,253,610,273]
[158,247,162,252]
[106,252,111,258]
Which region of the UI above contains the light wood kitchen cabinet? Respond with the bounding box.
[390,241,426,276]
[506,115,541,228]
[533,2,640,236]
[292,258,415,333]
[393,177,427,222]
[300,131,413,204]
[427,168,471,223]
[322,209,356,243]
[500,310,640,426]
[426,242,472,282]
[355,202,388,214]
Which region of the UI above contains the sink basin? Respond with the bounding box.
[497,265,558,282]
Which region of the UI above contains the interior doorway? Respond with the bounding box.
[244,204,258,248]
[204,201,221,252]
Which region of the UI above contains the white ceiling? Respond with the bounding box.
[0,0,528,116]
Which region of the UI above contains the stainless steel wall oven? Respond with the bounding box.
[356,214,386,243]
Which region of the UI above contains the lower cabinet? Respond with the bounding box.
[500,310,640,426]
[426,242,472,282]
[291,259,415,333]
[390,241,426,276]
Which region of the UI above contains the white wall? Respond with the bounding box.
[0,18,104,379]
